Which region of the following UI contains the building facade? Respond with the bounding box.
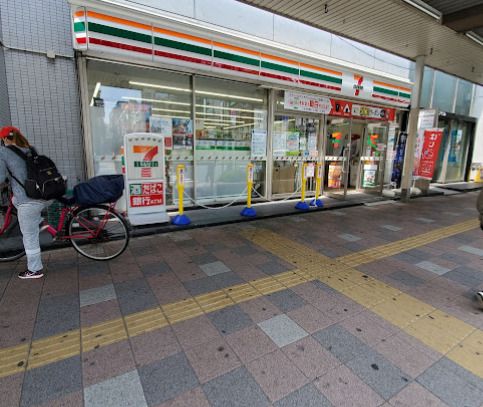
[0,0,480,212]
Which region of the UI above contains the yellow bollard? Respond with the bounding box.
[295,162,310,211]
[241,163,256,217]
[171,164,191,225]
[311,162,324,207]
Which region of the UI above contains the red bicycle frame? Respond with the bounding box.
[1,191,117,241]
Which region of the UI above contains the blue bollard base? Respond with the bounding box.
[172,214,191,226]
[310,198,324,208]
[295,201,310,211]
[240,207,257,217]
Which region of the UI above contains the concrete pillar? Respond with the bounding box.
[401,55,425,202]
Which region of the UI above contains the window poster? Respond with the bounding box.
[150,116,172,137]
[251,130,267,157]
[286,132,300,156]
[172,119,193,149]
[273,132,287,156]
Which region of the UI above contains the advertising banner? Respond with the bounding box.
[124,133,169,225]
[391,132,407,188]
[284,91,332,114]
[329,99,396,121]
[413,110,436,176]
[415,129,443,180]
[362,164,378,188]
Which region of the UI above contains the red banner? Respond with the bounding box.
[415,129,443,179]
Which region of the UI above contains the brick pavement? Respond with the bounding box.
[0,191,482,407]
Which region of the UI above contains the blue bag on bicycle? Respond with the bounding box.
[73,175,124,206]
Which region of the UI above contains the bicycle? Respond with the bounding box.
[0,186,130,262]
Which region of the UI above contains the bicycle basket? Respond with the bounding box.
[73,175,124,206]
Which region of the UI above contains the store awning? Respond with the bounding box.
[237,0,483,85]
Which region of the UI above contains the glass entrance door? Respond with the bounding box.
[358,122,388,194]
[324,118,350,198]
[271,115,320,197]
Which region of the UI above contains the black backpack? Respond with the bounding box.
[7,146,66,200]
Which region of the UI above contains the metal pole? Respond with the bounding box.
[401,55,425,202]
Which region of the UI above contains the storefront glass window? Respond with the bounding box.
[454,80,473,116]
[420,67,434,108]
[194,76,267,201]
[86,60,193,206]
[432,71,456,113]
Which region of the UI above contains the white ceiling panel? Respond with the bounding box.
[238,0,483,84]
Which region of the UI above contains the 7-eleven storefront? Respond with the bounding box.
[71,1,412,210]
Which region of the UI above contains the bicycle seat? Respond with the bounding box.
[56,195,76,205]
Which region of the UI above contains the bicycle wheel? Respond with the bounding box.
[68,205,129,261]
[0,206,25,262]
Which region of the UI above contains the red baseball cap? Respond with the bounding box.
[0,126,20,139]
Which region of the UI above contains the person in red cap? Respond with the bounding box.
[0,126,49,279]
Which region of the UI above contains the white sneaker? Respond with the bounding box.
[476,292,483,308]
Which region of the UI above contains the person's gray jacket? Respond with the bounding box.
[0,146,43,205]
[478,189,483,227]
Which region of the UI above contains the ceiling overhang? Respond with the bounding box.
[237,0,483,85]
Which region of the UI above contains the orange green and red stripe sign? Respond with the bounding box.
[72,8,411,106]
[372,80,411,105]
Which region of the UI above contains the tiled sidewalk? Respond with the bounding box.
[0,192,482,407]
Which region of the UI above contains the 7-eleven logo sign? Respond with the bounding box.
[133,145,159,178]
[353,75,364,96]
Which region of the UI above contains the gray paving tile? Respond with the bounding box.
[458,245,483,257]
[79,262,109,276]
[344,242,365,252]
[274,383,333,407]
[331,211,346,216]
[208,304,253,335]
[444,266,483,288]
[114,279,158,315]
[200,261,231,276]
[311,280,338,295]
[388,270,425,287]
[392,252,421,264]
[404,248,429,259]
[259,261,291,275]
[211,272,244,290]
[416,261,451,276]
[85,370,147,407]
[203,366,269,407]
[267,289,307,313]
[417,358,483,407]
[258,314,308,348]
[338,233,361,242]
[346,348,410,399]
[313,325,372,364]
[183,276,220,296]
[80,284,117,307]
[381,224,402,231]
[290,216,307,222]
[32,294,80,340]
[416,217,435,224]
[236,245,259,256]
[138,352,198,406]
[190,253,218,265]
[439,252,473,265]
[21,356,82,407]
[140,261,171,277]
[169,232,192,242]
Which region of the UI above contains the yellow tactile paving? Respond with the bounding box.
[446,330,483,378]
[28,331,81,370]
[124,308,169,337]
[81,318,128,353]
[0,218,480,379]
[0,343,29,377]
[241,224,483,379]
